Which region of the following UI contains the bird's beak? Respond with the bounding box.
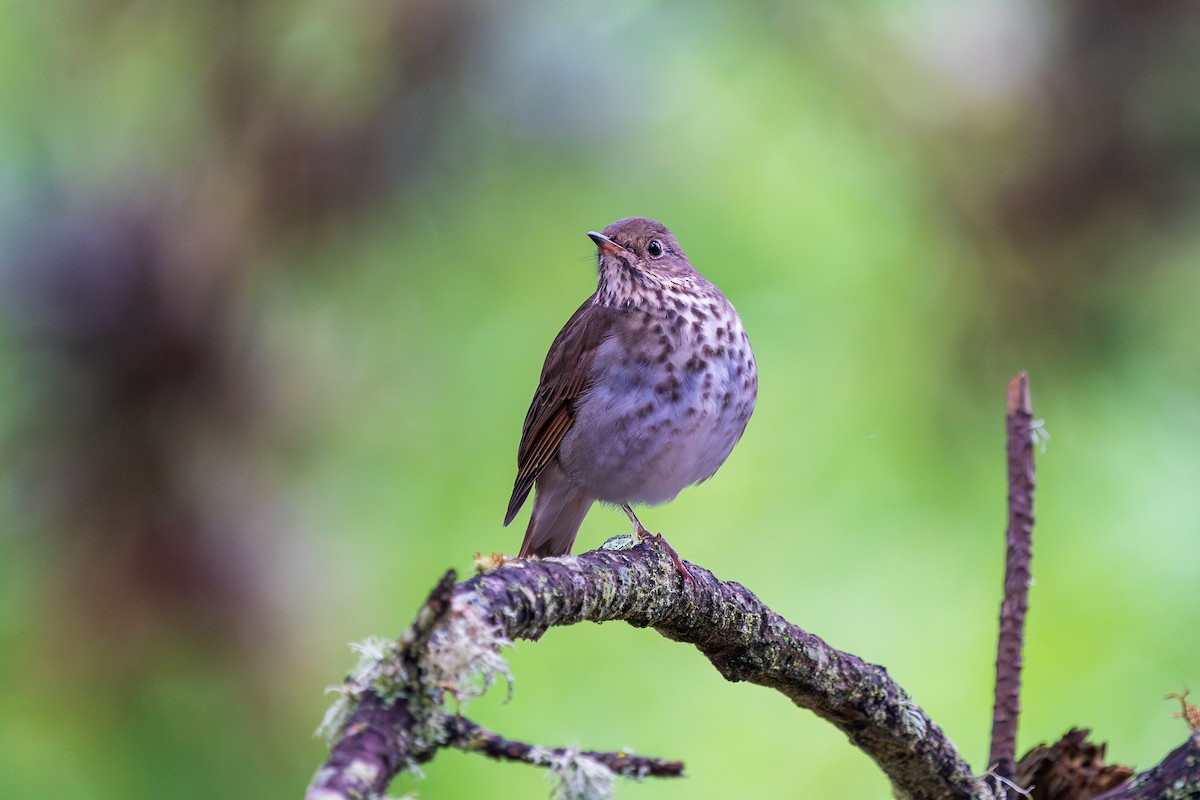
[587,231,628,256]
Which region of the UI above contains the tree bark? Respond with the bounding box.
[308,544,989,800]
[307,546,1200,800]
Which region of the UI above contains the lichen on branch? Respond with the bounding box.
[308,542,991,800]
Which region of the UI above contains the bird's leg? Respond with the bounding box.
[620,503,651,538]
[620,504,694,583]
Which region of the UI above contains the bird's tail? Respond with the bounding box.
[518,461,594,558]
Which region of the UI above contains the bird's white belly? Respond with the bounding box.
[559,327,755,505]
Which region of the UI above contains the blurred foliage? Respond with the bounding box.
[1,1,1199,798]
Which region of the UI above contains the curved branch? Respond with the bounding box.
[308,544,1200,800]
[470,542,989,800]
[309,542,991,800]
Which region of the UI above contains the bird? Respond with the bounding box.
[503,217,757,564]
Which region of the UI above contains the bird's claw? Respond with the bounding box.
[619,504,694,582]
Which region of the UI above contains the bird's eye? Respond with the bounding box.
[647,240,664,257]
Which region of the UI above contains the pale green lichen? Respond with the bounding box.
[424,594,514,708]
[981,770,1027,800]
[317,636,406,743]
[317,597,513,756]
[600,534,637,551]
[528,747,617,800]
[897,697,928,738]
[1030,418,1050,452]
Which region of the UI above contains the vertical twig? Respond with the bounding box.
[989,372,1036,785]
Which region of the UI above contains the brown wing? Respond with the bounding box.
[504,294,614,526]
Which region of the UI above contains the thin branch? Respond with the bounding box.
[445,716,685,778]
[990,372,1036,784]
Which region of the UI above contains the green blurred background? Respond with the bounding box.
[2,1,1198,797]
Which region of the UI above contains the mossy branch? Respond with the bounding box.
[307,543,1200,800]
[307,542,991,800]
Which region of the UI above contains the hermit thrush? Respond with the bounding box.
[504,217,757,560]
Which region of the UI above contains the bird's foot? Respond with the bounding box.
[619,505,693,583]
[648,531,695,583]
[619,503,650,538]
